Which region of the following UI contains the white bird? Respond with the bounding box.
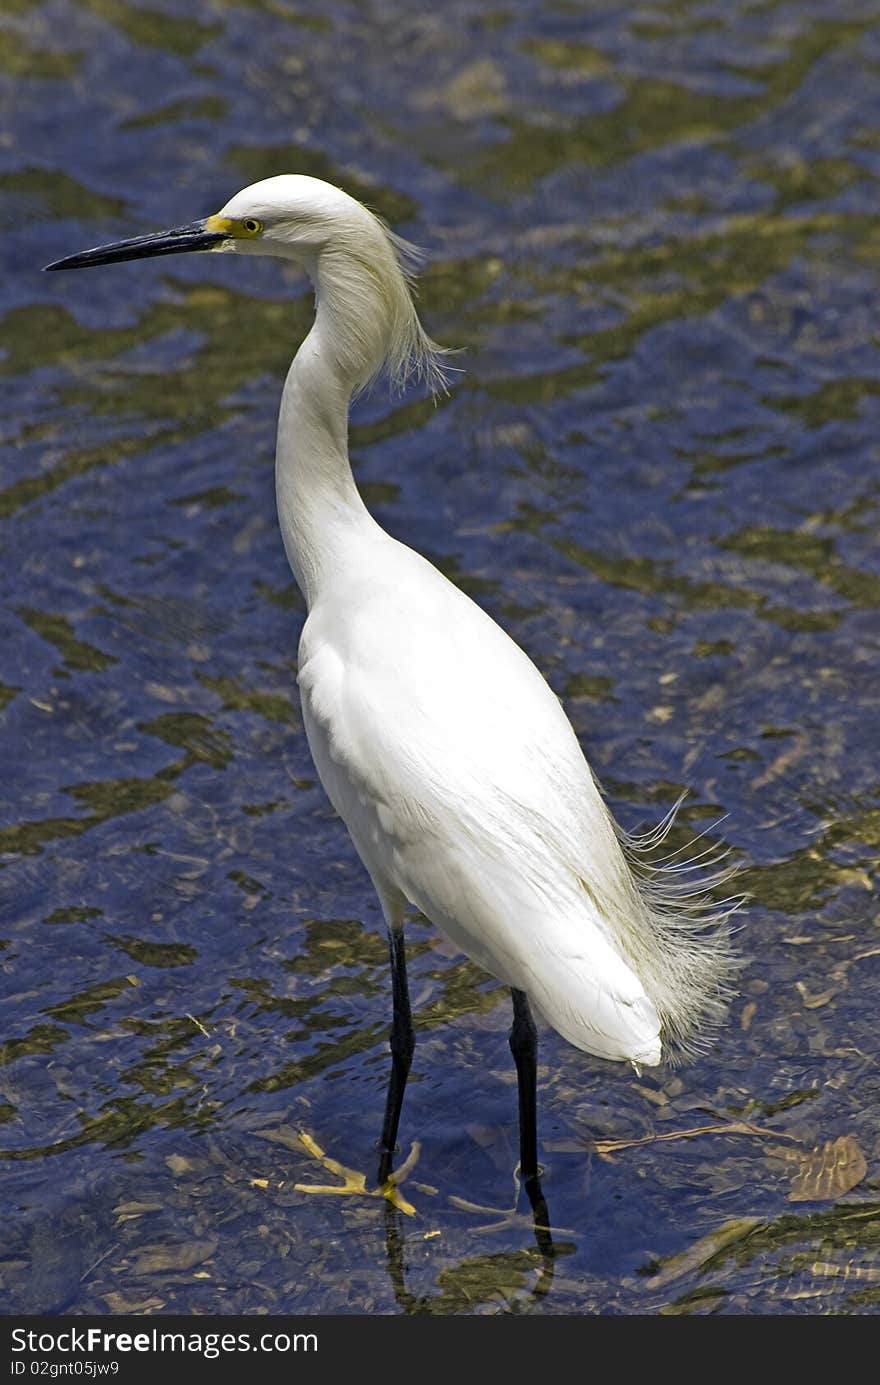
[46,176,738,1193]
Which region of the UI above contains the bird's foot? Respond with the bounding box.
[448,1165,535,1234]
[448,1192,526,1234]
[449,1166,562,1240]
[294,1130,419,1216]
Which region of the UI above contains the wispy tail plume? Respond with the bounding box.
[615,798,744,1064]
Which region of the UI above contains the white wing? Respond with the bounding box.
[297,531,662,1066]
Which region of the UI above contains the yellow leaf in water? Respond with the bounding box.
[788,1136,867,1202]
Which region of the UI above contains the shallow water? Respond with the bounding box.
[1,0,879,1316]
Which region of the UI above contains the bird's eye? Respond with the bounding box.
[242,218,263,235]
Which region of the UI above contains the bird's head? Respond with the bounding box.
[44,174,449,395]
[44,175,385,273]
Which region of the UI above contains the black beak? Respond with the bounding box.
[44,220,228,271]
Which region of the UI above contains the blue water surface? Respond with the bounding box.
[1,0,879,1315]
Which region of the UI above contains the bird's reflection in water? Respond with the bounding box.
[383,1172,571,1312]
[524,1176,555,1267]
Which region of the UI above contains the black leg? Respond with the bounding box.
[509,987,539,1183]
[378,928,415,1184]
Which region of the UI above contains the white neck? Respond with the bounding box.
[274,286,377,609]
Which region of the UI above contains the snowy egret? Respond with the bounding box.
[46,177,738,1193]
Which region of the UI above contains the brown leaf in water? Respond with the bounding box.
[795,980,839,1010]
[165,1153,197,1176]
[252,1124,309,1151]
[113,1200,162,1222]
[103,1291,165,1314]
[128,1238,218,1275]
[644,1216,765,1290]
[788,1135,867,1202]
[594,1120,801,1159]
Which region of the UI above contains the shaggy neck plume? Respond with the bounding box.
[274,224,444,609]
